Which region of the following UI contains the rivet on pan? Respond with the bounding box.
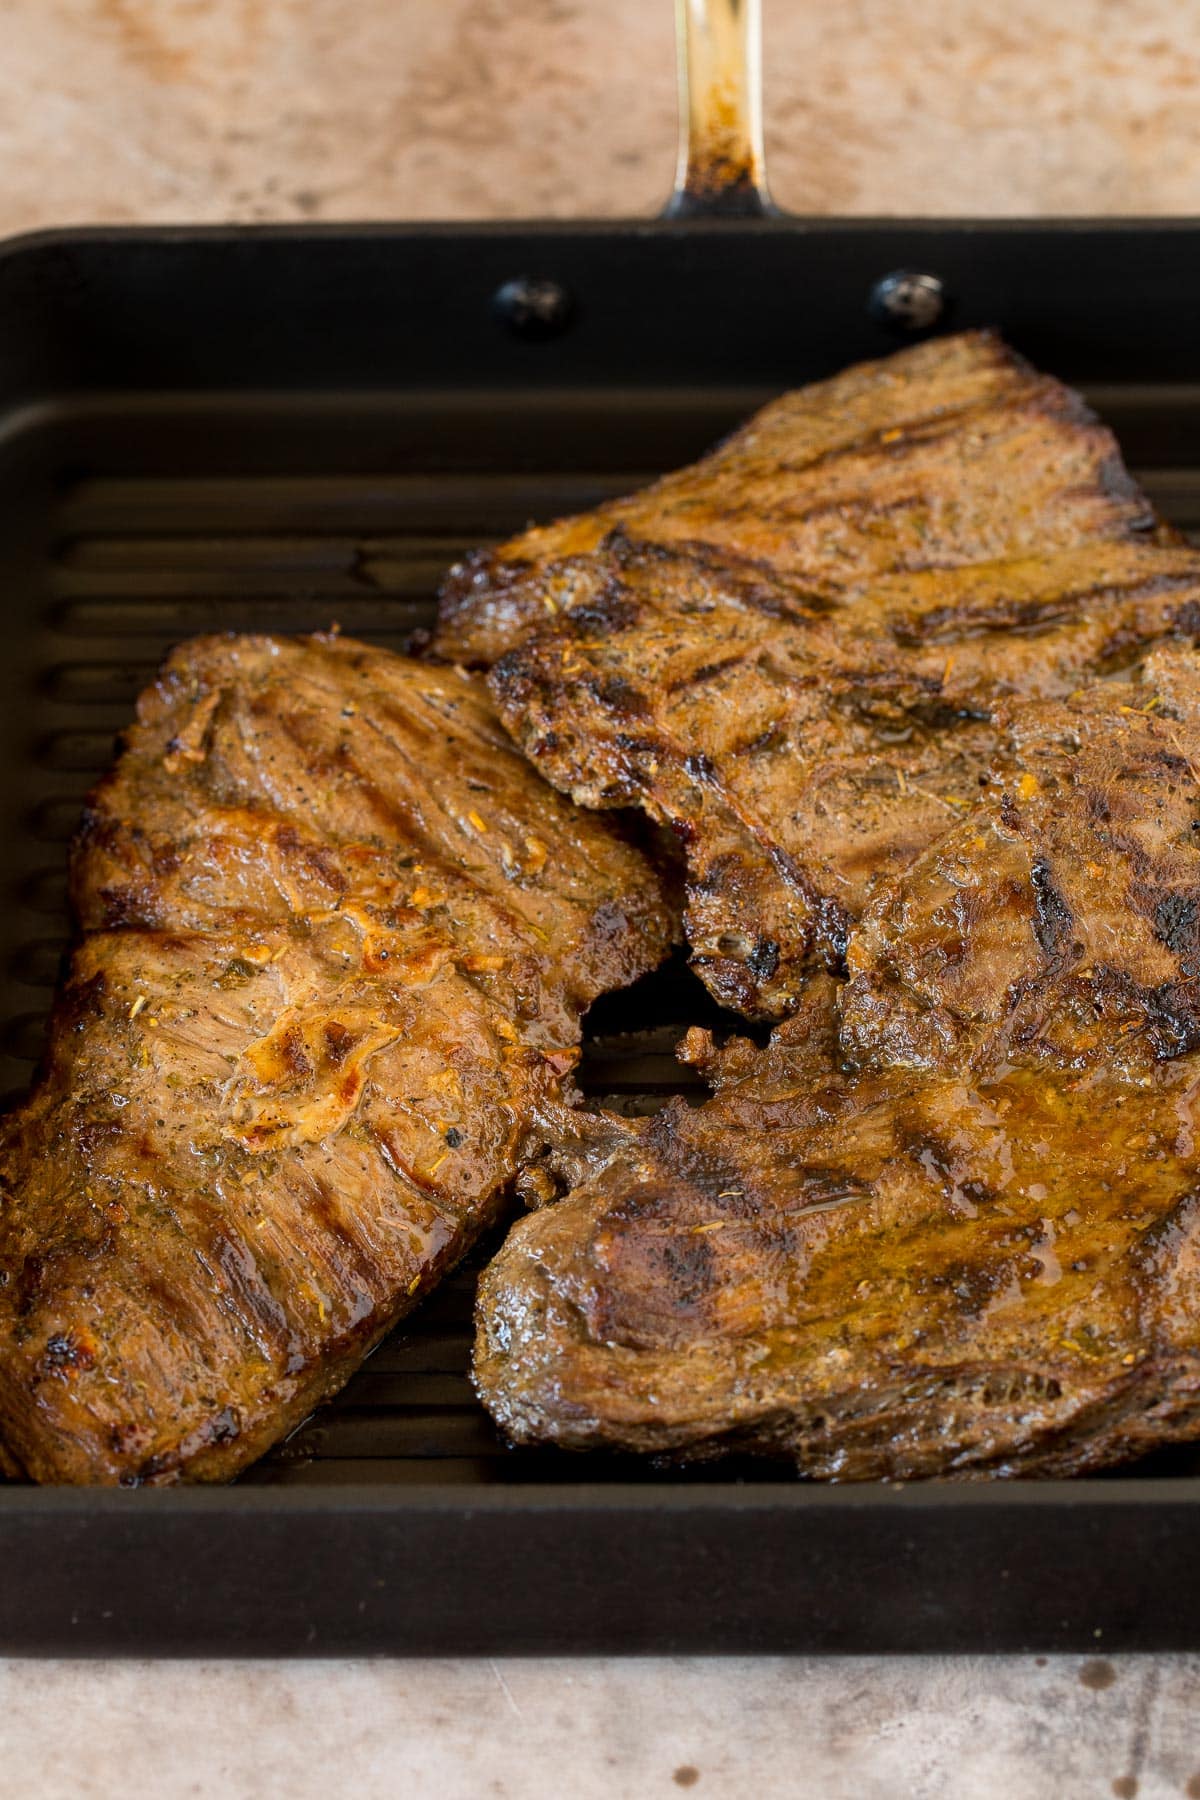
[868,270,948,333]
[493,276,575,341]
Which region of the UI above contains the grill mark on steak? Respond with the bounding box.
[889,569,1200,645]
[303,1172,386,1306]
[433,330,1200,1019]
[666,655,745,693]
[0,633,675,1485]
[1030,860,1075,960]
[1154,892,1200,957]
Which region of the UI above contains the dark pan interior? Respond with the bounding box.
[5,374,1200,1490]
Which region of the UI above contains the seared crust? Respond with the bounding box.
[0,634,674,1484]
[434,331,1200,1018]
[475,647,1200,1480]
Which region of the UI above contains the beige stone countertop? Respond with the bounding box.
[6,1652,1200,1798]
[5,2,1200,1794]
[5,0,1200,230]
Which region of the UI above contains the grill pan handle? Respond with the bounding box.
[664,0,776,217]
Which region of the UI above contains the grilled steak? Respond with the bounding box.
[0,633,674,1484]
[475,646,1200,1479]
[434,330,1200,1017]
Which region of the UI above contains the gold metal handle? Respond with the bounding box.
[665,0,775,218]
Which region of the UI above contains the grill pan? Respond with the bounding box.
[7,2,1200,1654]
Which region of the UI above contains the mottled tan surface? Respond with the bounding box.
[3,0,1200,234]
[0,1653,1196,1799]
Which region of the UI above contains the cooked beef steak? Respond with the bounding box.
[0,634,674,1484]
[475,646,1200,1479]
[434,330,1200,1018]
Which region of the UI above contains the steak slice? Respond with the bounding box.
[474,646,1200,1479]
[433,330,1200,1018]
[0,633,674,1484]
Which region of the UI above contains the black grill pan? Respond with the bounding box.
[8,2,1200,1652]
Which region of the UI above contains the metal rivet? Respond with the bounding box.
[868,270,948,333]
[493,276,574,341]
